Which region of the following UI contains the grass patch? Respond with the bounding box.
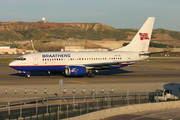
[0,58,16,63]
[166,68,180,71]
[133,62,148,65]
[148,58,170,60]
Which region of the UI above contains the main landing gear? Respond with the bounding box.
[87,70,98,78]
[87,72,95,78]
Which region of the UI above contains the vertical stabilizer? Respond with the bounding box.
[114,17,155,52]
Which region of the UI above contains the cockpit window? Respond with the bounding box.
[17,57,26,60]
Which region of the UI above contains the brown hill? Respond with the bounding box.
[0,22,180,48]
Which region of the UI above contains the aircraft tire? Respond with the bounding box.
[26,74,31,78]
[88,72,95,78]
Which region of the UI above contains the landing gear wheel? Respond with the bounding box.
[26,74,31,78]
[88,72,95,78]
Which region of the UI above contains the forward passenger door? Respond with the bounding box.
[33,55,38,65]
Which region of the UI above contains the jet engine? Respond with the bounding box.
[65,66,86,76]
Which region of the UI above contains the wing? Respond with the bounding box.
[84,61,134,70]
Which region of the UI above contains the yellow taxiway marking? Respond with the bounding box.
[69,81,89,84]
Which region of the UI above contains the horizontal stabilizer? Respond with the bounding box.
[139,50,170,56]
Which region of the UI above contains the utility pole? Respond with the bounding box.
[9,38,10,47]
[85,37,87,49]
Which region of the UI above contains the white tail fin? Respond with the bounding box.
[114,17,155,52]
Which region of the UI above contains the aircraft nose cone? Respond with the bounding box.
[9,61,15,67]
[9,61,13,67]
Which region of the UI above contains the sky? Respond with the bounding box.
[0,0,180,31]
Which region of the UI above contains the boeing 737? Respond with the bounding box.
[9,17,156,78]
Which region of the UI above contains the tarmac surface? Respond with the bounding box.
[1,58,180,85]
[0,58,180,100]
[1,57,180,119]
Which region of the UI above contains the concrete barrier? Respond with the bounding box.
[63,101,180,120]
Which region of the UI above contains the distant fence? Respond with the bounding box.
[0,92,156,119]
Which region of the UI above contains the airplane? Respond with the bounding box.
[9,17,156,78]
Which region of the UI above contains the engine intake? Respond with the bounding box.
[65,66,86,76]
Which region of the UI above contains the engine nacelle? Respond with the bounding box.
[65,66,86,76]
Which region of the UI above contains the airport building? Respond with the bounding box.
[0,46,37,54]
[61,46,108,52]
[0,46,18,54]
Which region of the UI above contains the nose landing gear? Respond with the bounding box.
[26,74,31,78]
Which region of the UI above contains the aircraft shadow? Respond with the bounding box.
[10,69,133,77]
[10,72,61,77]
[95,69,133,76]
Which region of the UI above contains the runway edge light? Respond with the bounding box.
[44,88,47,94]
[74,88,76,93]
[5,88,7,94]
[64,88,66,94]
[102,88,104,93]
[35,88,37,94]
[25,88,27,94]
[83,88,85,93]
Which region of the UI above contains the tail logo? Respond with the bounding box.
[139,33,149,40]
